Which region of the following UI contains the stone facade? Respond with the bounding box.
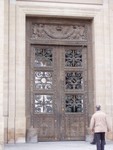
[0,0,4,150]
[0,0,113,148]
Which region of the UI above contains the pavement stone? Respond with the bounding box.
[4,141,113,150]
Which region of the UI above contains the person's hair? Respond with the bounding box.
[96,105,101,111]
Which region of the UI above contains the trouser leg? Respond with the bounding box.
[93,133,96,143]
[95,133,101,150]
[101,132,105,150]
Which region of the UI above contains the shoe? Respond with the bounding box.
[90,141,96,144]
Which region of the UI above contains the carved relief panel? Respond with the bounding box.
[31,23,87,41]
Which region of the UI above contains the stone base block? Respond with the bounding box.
[26,127,38,143]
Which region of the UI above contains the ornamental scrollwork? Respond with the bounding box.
[65,94,83,113]
[34,47,53,67]
[65,47,83,67]
[34,94,53,113]
[65,71,83,90]
[35,71,53,90]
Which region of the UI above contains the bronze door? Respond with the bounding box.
[26,17,93,142]
[31,45,87,141]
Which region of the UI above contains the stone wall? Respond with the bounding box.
[0,0,113,146]
[0,0,4,149]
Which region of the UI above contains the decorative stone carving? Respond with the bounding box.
[31,23,87,41]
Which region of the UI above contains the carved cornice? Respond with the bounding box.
[17,0,103,5]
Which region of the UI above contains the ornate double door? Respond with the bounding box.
[26,18,92,141]
[30,45,87,141]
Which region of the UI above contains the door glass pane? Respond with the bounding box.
[65,47,83,67]
[65,94,83,113]
[65,71,83,89]
[34,47,53,67]
[34,94,53,113]
[35,71,53,90]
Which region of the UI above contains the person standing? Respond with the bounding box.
[90,105,110,150]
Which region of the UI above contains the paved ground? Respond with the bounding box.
[5,141,113,150]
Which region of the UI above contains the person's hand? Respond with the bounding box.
[107,129,110,132]
[91,129,94,133]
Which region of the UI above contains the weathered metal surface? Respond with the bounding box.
[26,17,92,141]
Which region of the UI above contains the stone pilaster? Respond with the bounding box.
[15,117,26,143]
[15,2,26,142]
[4,0,9,144]
[0,0,4,149]
[7,0,16,144]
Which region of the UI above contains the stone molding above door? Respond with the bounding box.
[16,0,103,5]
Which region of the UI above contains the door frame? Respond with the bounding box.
[26,17,94,141]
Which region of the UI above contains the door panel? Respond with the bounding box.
[30,45,87,141]
[59,46,87,140]
[31,45,57,141]
[62,116,85,140]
